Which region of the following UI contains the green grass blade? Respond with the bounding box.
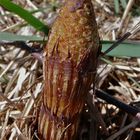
[0,32,44,41]
[120,0,127,9]
[0,0,49,35]
[114,0,120,14]
[101,40,140,58]
[1,33,140,58]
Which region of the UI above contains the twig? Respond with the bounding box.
[95,89,140,117]
[87,93,108,135]
[101,32,131,56]
[0,41,42,53]
[101,21,140,56]
[106,119,140,140]
[116,113,128,140]
[0,41,43,62]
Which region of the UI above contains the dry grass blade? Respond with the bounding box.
[0,49,21,79]
[117,0,134,35]
[1,109,10,139]
[21,82,42,117]
[13,122,28,140]
[130,21,140,36]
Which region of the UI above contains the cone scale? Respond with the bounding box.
[38,0,100,139]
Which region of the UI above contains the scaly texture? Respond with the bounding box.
[38,0,100,139]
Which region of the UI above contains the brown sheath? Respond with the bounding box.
[38,0,100,139]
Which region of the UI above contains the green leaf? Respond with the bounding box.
[0,32,44,41]
[114,0,120,14]
[101,40,140,58]
[0,0,49,35]
[120,0,127,9]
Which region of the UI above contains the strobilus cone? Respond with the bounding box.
[38,0,100,139]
